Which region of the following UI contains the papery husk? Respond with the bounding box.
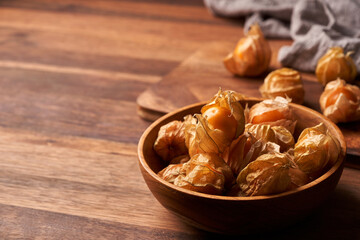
[154,120,188,162]
[245,123,276,143]
[316,47,357,85]
[158,163,186,184]
[248,97,296,134]
[226,133,250,175]
[170,154,190,165]
[201,89,245,139]
[288,165,310,190]
[223,24,271,77]
[236,152,292,196]
[260,68,304,104]
[319,79,360,123]
[245,139,280,169]
[227,130,281,176]
[172,153,235,195]
[286,148,311,189]
[272,126,295,152]
[245,123,294,152]
[184,114,197,150]
[294,123,341,179]
[244,104,250,124]
[185,114,230,157]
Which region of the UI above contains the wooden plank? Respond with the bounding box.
[0,7,243,62]
[0,128,171,230]
[0,35,179,76]
[0,67,150,142]
[0,67,150,102]
[0,0,216,24]
[0,61,161,84]
[0,204,202,240]
[0,21,184,68]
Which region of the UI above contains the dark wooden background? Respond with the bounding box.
[0,0,359,239]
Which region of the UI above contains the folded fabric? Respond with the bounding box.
[204,0,360,73]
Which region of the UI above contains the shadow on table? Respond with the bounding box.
[181,185,359,239]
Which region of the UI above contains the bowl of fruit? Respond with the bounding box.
[138,89,346,235]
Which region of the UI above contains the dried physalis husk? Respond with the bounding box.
[185,114,228,157]
[244,124,281,165]
[185,90,246,157]
[319,78,360,123]
[227,123,294,176]
[245,123,276,143]
[242,139,280,174]
[260,68,305,104]
[286,148,310,190]
[201,89,245,140]
[294,123,340,179]
[271,126,295,152]
[236,152,292,196]
[226,128,281,176]
[158,163,185,184]
[154,120,188,162]
[169,155,190,165]
[226,133,250,175]
[223,24,271,77]
[245,123,294,152]
[288,164,310,190]
[163,153,235,195]
[316,47,357,86]
[248,97,296,134]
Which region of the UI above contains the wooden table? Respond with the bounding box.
[0,0,359,239]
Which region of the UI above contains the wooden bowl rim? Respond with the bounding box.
[138,97,346,201]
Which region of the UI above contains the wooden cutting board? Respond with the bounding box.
[137,41,360,158]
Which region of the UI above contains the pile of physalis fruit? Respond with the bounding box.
[153,89,341,197]
[224,24,360,124]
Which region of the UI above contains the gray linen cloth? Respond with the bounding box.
[204,0,360,73]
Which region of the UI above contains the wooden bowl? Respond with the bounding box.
[138,98,346,235]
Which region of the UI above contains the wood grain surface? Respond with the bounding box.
[136,42,360,157]
[0,0,359,239]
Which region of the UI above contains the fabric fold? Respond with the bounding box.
[204,0,360,73]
